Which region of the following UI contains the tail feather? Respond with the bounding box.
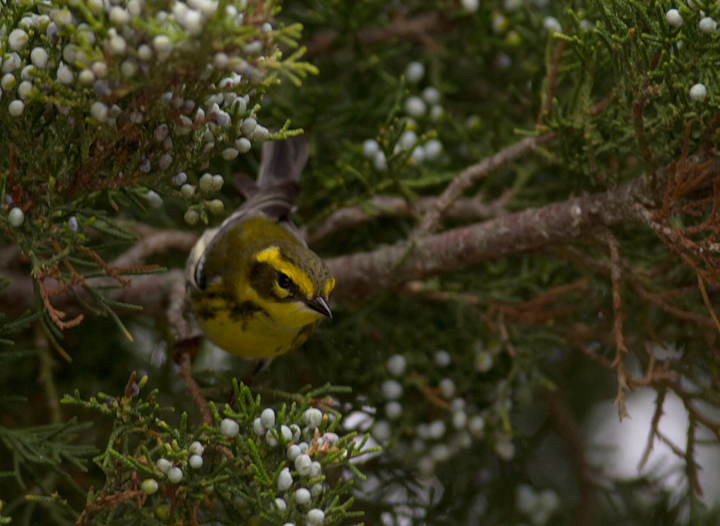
[257,136,309,190]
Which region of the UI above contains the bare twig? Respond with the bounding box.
[306,12,450,54]
[111,229,197,267]
[537,41,565,124]
[306,193,509,245]
[605,229,629,420]
[415,132,557,235]
[638,387,666,472]
[176,348,212,426]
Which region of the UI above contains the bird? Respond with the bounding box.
[185,136,335,360]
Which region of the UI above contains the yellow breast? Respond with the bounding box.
[193,286,322,358]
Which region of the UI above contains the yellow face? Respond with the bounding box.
[251,244,334,320]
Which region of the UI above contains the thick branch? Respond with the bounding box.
[328,156,720,302]
[1,156,718,313]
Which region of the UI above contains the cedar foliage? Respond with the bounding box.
[1,0,720,525]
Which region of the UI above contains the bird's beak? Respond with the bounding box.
[306,296,332,318]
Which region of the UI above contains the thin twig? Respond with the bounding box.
[306,194,509,245]
[415,132,557,235]
[537,40,565,124]
[177,349,213,426]
[638,387,666,472]
[606,229,629,419]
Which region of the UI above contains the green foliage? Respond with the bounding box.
[1,0,720,525]
[0,0,315,348]
[58,375,374,525]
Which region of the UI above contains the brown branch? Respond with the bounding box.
[111,229,198,267]
[605,229,629,420]
[176,347,213,426]
[305,194,509,245]
[555,245,717,328]
[685,415,703,496]
[668,382,720,443]
[638,387,666,472]
[537,40,565,124]
[415,132,557,235]
[2,156,719,330]
[330,155,720,302]
[305,12,450,55]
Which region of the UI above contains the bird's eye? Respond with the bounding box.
[277,272,292,289]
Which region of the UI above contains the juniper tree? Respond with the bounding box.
[1,0,720,525]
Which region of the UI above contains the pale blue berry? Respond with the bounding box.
[220,418,239,437]
[295,487,311,504]
[167,467,183,484]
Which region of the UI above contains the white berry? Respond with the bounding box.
[168,467,183,483]
[145,191,163,209]
[699,16,717,33]
[287,444,301,461]
[235,137,252,153]
[689,83,707,101]
[439,378,456,398]
[189,455,203,469]
[307,509,325,525]
[220,418,240,437]
[302,408,323,429]
[381,380,403,400]
[424,140,443,161]
[362,139,380,159]
[428,420,446,439]
[371,420,392,442]
[156,458,172,474]
[405,62,425,83]
[265,429,279,447]
[294,454,312,476]
[261,408,276,429]
[9,29,29,51]
[434,350,451,367]
[543,16,562,33]
[373,151,387,171]
[385,401,402,420]
[56,63,74,85]
[209,199,224,215]
[404,96,426,117]
[386,354,406,376]
[311,483,323,497]
[30,48,49,69]
[189,441,204,456]
[295,487,311,504]
[141,479,159,495]
[8,207,24,226]
[277,467,293,490]
[461,0,479,12]
[9,100,25,117]
[468,415,485,437]
[666,9,683,27]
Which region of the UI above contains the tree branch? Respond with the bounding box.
[329,154,720,302]
[305,193,509,244]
